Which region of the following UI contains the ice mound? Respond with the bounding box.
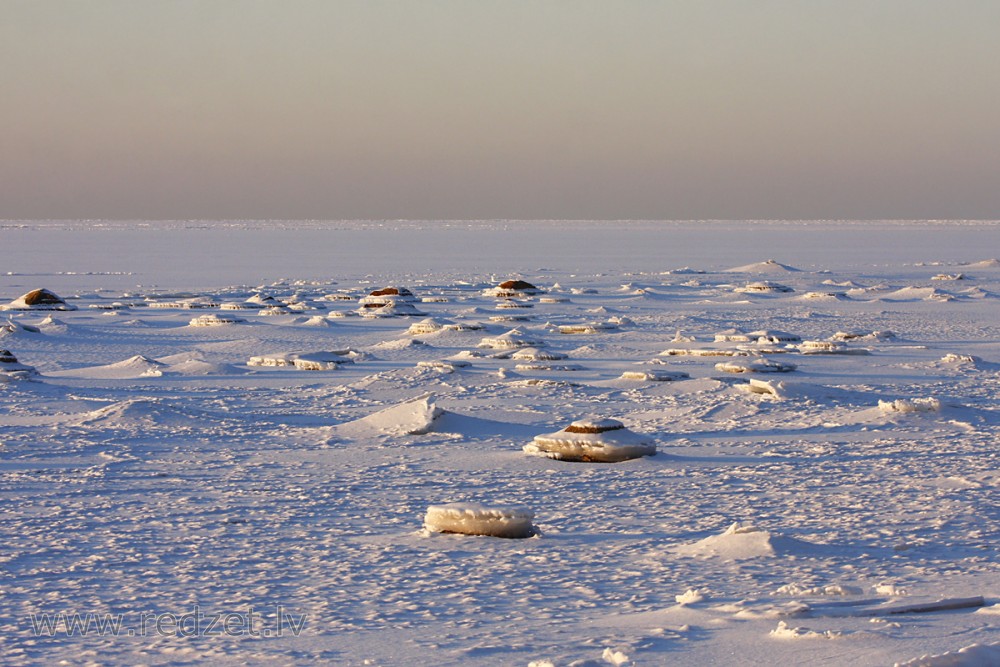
[674,522,821,560]
[525,417,656,463]
[424,502,536,538]
[880,286,948,301]
[0,349,36,374]
[51,354,166,379]
[515,362,584,372]
[246,293,279,305]
[661,348,746,357]
[939,353,981,366]
[715,359,797,374]
[73,399,205,428]
[495,299,534,309]
[417,359,471,371]
[407,318,451,335]
[300,315,331,327]
[147,296,217,309]
[483,279,545,297]
[831,330,897,342]
[157,353,240,376]
[798,291,849,301]
[258,305,292,315]
[715,330,752,342]
[1,288,77,311]
[962,258,1000,269]
[188,313,245,326]
[738,378,808,399]
[248,351,355,370]
[770,621,844,640]
[894,642,1000,667]
[512,347,568,361]
[620,370,689,381]
[478,328,546,349]
[358,301,426,318]
[798,341,870,355]
[879,398,941,413]
[443,321,484,332]
[358,286,418,309]
[558,321,619,334]
[725,259,802,273]
[748,329,801,344]
[735,281,794,294]
[348,394,443,436]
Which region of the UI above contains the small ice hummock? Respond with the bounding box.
[512,347,568,361]
[734,281,794,294]
[525,417,656,463]
[424,502,537,539]
[407,317,451,335]
[715,358,797,374]
[478,328,546,349]
[189,313,245,327]
[620,370,689,382]
[878,397,941,413]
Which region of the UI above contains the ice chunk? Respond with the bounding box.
[424,502,536,538]
[525,417,656,463]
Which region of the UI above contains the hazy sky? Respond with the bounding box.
[3,1,999,220]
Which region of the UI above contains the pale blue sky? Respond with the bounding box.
[3,1,999,219]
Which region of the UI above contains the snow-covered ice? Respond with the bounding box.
[0,219,998,666]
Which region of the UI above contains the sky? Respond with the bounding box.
[2,1,999,220]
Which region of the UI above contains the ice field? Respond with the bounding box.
[1,219,998,666]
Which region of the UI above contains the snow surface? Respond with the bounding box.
[0,219,998,666]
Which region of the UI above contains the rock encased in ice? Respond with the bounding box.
[525,417,656,463]
[2,288,76,311]
[424,502,536,539]
[483,279,545,298]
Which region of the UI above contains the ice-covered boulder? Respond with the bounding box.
[424,503,536,538]
[483,279,545,297]
[0,349,36,375]
[2,288,76,311]
[525,417,656,463]
[358,286,417,309]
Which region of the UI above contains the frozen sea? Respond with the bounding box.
[1,219,998,666]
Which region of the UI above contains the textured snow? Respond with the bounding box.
[1,219,998,667]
